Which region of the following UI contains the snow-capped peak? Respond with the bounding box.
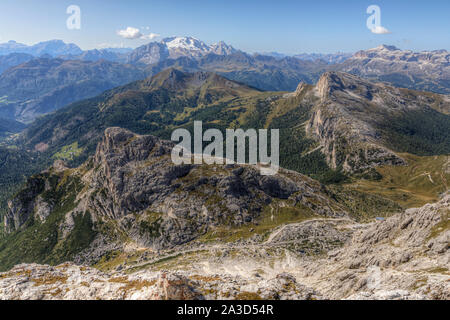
[158,36,236,59]
[161,36,210,52]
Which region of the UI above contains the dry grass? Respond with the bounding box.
[350,154,449,208]
[190,275,221,282]
[32,275,68,286]
[235,291,263,300]
[427,210,449,240]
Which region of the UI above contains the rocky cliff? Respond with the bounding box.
[2,127,347,269]
[305,71,450,172]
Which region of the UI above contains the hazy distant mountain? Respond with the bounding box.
[99,47,133,54]
[0,58,145,123]
[0,40,82,57]
[294,52,352,64]
[336,45,450,94]
[0,53,34,74]
[260,52,352,64]
[0,40,28,55]
[210,41,237,55]
[59,49,128,63]
[258,52,288,59]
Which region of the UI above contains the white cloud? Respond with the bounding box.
[140,33,160,40]
[117,27,160,41]
[117,27,143,39]
[371,26,392,34]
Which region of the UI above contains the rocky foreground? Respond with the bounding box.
[0,194,448,300]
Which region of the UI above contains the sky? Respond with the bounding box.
[0,0,449,54]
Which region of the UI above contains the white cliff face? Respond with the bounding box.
[304,71,450,172]
[353,45,450,67]
[340,45,450,94]
[0,263,320,300]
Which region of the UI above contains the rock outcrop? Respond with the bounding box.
[305,71,449,172]
[338,45,450,94]
[3,127,347,268]
[0,263,320,300]
[298,193,449,299]
[1,194,447,300]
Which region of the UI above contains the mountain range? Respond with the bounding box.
[0,62,448,300]
[1,38,449,127]
[0,124,448,299]
[337,45,450,94]
[262,52,352,64]
[0,40,83,57]
[127,37,238,65]
[19,68,450,175]
[1,6,450,298]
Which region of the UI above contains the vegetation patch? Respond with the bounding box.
[53,142,84,161]
[235,291,263,300]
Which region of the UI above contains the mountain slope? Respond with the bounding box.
[0,58,145,122]
[0,53,34,74]
[1,70,447,238]
[305,71,450,172]
[20,69,450,178]
[144,51,327,91]
[0,129,447,300]
[59,49,128,63]
[0,192,447,300]
[0,118,26,138]
[19,68,345,186]
[20,68,262,149]
[293,52,352,64]
[0,127,347,270]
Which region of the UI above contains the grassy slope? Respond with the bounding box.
[348,154,449,208]
[0,170,96,271]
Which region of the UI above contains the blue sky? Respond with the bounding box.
[0,0,449,53]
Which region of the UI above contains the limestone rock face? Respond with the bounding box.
[298,194,450,300]
[4,160,70,232]
[80,127,345,250]
[339,45,450,94]
[305,71,449,172]
[0,194,448,300]
[150,273,203,300]
[4,127,347,261]
[4,175,46,232]
[0,263,319,300]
